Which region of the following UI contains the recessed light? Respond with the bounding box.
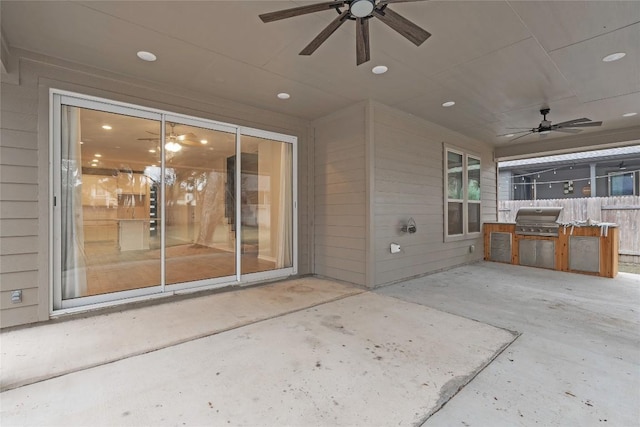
[200,139,208,144]
[101,125,112,130]
[91,164,98,167]
[148,149,156,153]
[372,65,388,75]
[94,153,102,157]
[137,51,157,62]
[80,141,84,145]
[505,134,515,137]
[622,112,637,117]
[602,52,626,62]
[277,93,290,100]
[442,101,456,107]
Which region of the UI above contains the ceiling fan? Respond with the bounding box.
[500,108,603,142]
[137,123,203,153]
[259,0,431,65]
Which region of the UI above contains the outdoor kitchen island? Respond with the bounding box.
[484,208,619,278]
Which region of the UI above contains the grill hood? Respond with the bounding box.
[515,207,563,224]
[515,207,563,237]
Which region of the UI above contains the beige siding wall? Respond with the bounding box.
[372,103,496,286]
[0,77,40,327]
[0,53,311,328]
[312,103,368,286]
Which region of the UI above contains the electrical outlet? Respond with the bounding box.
[11,290,22,303]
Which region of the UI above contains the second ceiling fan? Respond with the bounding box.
[500,108,603,142]
[259,0,431,65]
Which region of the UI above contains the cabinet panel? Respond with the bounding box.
[519,239,555,269]
[117,173,149,195]
[82,174,118,207]
[569,236,600,273]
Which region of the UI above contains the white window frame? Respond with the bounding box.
[50,89,297,314]
[443,144,482,242]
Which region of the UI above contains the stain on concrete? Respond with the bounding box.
[320,315,353,335]
[287,284,313,293]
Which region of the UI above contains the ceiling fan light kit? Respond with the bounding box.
[137,123,203,153]
[350,0,375,18]
[165,141,182,153]
[259,0,431,65]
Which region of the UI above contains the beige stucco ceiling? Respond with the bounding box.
[2,1,639,155]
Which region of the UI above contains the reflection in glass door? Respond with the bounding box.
[54,91,296,311]
[58,105,162,302]
[240,134,294,275]
[163,120,237,285]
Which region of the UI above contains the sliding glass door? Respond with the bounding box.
[55,102,163,305]
[239,133,294,276]
[162,117,237,287]
[52,91,296,311]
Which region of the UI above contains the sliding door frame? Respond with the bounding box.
[50,89,298,315]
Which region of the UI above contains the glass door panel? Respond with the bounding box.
[239,135,293,275]
[60,106,161,300]
[163,122,236,284]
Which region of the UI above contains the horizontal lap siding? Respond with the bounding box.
[1,57,313,328]
[372,103,495,286]
[1,80,40,327]
[313,104,367,286]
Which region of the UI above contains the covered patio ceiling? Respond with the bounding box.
[1,1,639,159]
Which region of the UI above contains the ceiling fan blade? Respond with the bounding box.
[497,130,531,137]
[553,128,582,134]
[259,1,344,23]
[356,17,371,65]
[560,121,602,128]
[553,117,591,127]
[300,10,350,56]
[505,127,535,130]
[177,132,199,141]
[509,132,534,142]
[137,137,159,141]
[373,7,430,46]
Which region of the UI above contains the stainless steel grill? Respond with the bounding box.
[515,207,563,237]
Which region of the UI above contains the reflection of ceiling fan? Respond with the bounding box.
[500,108,603,142]
[259,0,431,65]
[137,123,203,153]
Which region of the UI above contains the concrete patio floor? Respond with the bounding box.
[377,262,640,426]
[1,262,638,426]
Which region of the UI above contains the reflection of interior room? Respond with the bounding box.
[65,107,291,299]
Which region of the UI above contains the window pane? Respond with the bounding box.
[468,157,481,201]
[164,123,236,285]
[468,203,480,233]
[447,202,463,235]
[447,151,463,199]
[62,106,161,299]
[240,135,293,274]
[610,173,634,196]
